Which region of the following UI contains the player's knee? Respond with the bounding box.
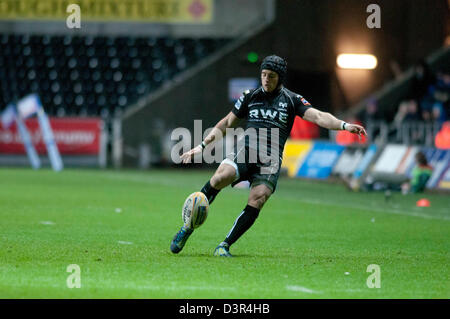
[248,198,265,209]
[248,192,270,209]
[211,171,234,189]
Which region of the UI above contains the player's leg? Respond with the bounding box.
[200,160,238,204]
[214,183,272,257]
[170,161,238,254]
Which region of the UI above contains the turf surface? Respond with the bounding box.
[0,168,449,298]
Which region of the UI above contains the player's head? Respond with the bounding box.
[415,151,428,166]
[260,55,287,92]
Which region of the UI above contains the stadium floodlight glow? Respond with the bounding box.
[336,54,378,69]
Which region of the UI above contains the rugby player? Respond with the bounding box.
[170,55,367,257]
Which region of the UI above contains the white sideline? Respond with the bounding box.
[298,198,450,221]
[5,280,238,292]
[39,221,55,225]
[286,285,321,294]
[117,241,133,245]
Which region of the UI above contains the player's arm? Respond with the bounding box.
[303,107,367,137]
[180,112,240,164]
[202,111,240,146]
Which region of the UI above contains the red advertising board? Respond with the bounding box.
[0,117,103,155]
[290,116,319,139]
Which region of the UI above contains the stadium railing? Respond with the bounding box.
[364,120,443,147]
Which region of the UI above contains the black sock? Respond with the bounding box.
[224,205,260,246]
[200,180,220,205]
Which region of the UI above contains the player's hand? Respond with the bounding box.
[180,145,203,164]
[345,123,367,139]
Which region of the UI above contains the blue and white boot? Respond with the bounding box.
[170,226,193,254]
[213,242,233,257]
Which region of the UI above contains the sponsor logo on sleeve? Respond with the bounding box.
[235,95,243,110]
[300,96,311,106]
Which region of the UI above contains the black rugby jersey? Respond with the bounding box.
[231,86,312,159]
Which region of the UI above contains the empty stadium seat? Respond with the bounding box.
[0,34,229,117]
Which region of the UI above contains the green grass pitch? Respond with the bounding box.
[0,168,449,298]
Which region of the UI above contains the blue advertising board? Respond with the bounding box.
[296,141,345,179]
[353,144,378,179]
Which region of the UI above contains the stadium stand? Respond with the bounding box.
[0,33,229,118]
[354,49,450,147]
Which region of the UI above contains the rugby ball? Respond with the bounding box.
[182,192,209,229]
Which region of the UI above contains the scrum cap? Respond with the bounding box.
[260,55,287,85]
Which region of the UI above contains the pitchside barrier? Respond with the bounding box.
[281,139,450,191]
[0,117,107,168]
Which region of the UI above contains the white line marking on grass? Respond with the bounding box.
[162,285,237,291]
[4,280,237,292]
[298,198,450,221]
[117,241,133,245]
[120,284,238,292]
[286,285,321,294]
[39,221,55,225]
